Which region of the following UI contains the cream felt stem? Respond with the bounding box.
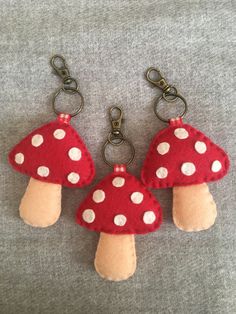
[19,177,62,228]
[173,183,217,232]
[94,232,136,281]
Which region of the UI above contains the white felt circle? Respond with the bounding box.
[92,190,105,203]
[31,134,44,147]
[157,142,170,155]
[82,209,95,223]
[174,128,189,139]
[112,177,125,187]
[211,160,222,173]
[114,214,127,226]
[37,166,50,177]
[15,153,24,164]
[67,172,80,184]
[53,129,66,140]
[156,167,168,179]
[130,192,144,204]
[68,147,82,161]
[181,162,196,176]
[195,141,207,154]
[143,211,156,224]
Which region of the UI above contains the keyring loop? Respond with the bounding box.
[52,86,84,117]
[102,137,135,168]
[107,131,125,146]
[154,93,188,122]
[163,86,178,102]
[63,77,78,92]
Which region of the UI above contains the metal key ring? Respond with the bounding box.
[63,77,78,92]
[102,137,135,168]
[163,86,178,102]
[107,131,125,146]
[154,93,188,122]
[52,86,84,117]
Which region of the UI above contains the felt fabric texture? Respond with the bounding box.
[19,178,62,228]
[141,118,229,188]
[173,183,217,232]
[9,114,95,188]
[76,166,162,235]
[1,1,235,313]
[94,233,136,281]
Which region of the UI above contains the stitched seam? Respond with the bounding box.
[142,123,230,188]
[9,120,95,187]
[173,184,217,231]
[94,234,136,281]
[76,172,162,234]
[19,180,62,227]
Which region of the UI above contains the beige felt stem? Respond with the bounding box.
[173,183,217,232]
[19,177,62,228]
[94,232,136,281]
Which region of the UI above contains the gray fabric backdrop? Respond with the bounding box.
[0,1,235,313]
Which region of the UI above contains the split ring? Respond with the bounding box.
[52,86,84,117]
[102,137,135,168]
[154,93,188,122]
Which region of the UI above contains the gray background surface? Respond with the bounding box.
[0,1,235,313]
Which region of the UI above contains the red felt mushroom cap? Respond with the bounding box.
[76,165,162,235]
[9,114,95,187]
[141,118,229,188]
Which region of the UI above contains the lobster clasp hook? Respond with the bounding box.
[109,106,123,136]
[146,67,170,93]
[50,55,71,82]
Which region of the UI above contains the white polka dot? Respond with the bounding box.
[156,167,168,179]
[37,166,50,177]
[68,147,82,161]
[92,190,105,203]
[181,162,196,176]
[67,172,80,184]
[82,209,95,223]
[211,160,222,173]
[112,177,125,187]
[131,192,144,204]
[53,129,66,140]
[157,142,170,155]
[31,134,44,147]
[143,211,156,224]
[195,141,207,154]
[174,128,189,139]
[114,214,127,226]
[15,153,24,164]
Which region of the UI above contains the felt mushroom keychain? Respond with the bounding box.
[141,68,229,232]
[9,55,95,227]
[76,107,162,281]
